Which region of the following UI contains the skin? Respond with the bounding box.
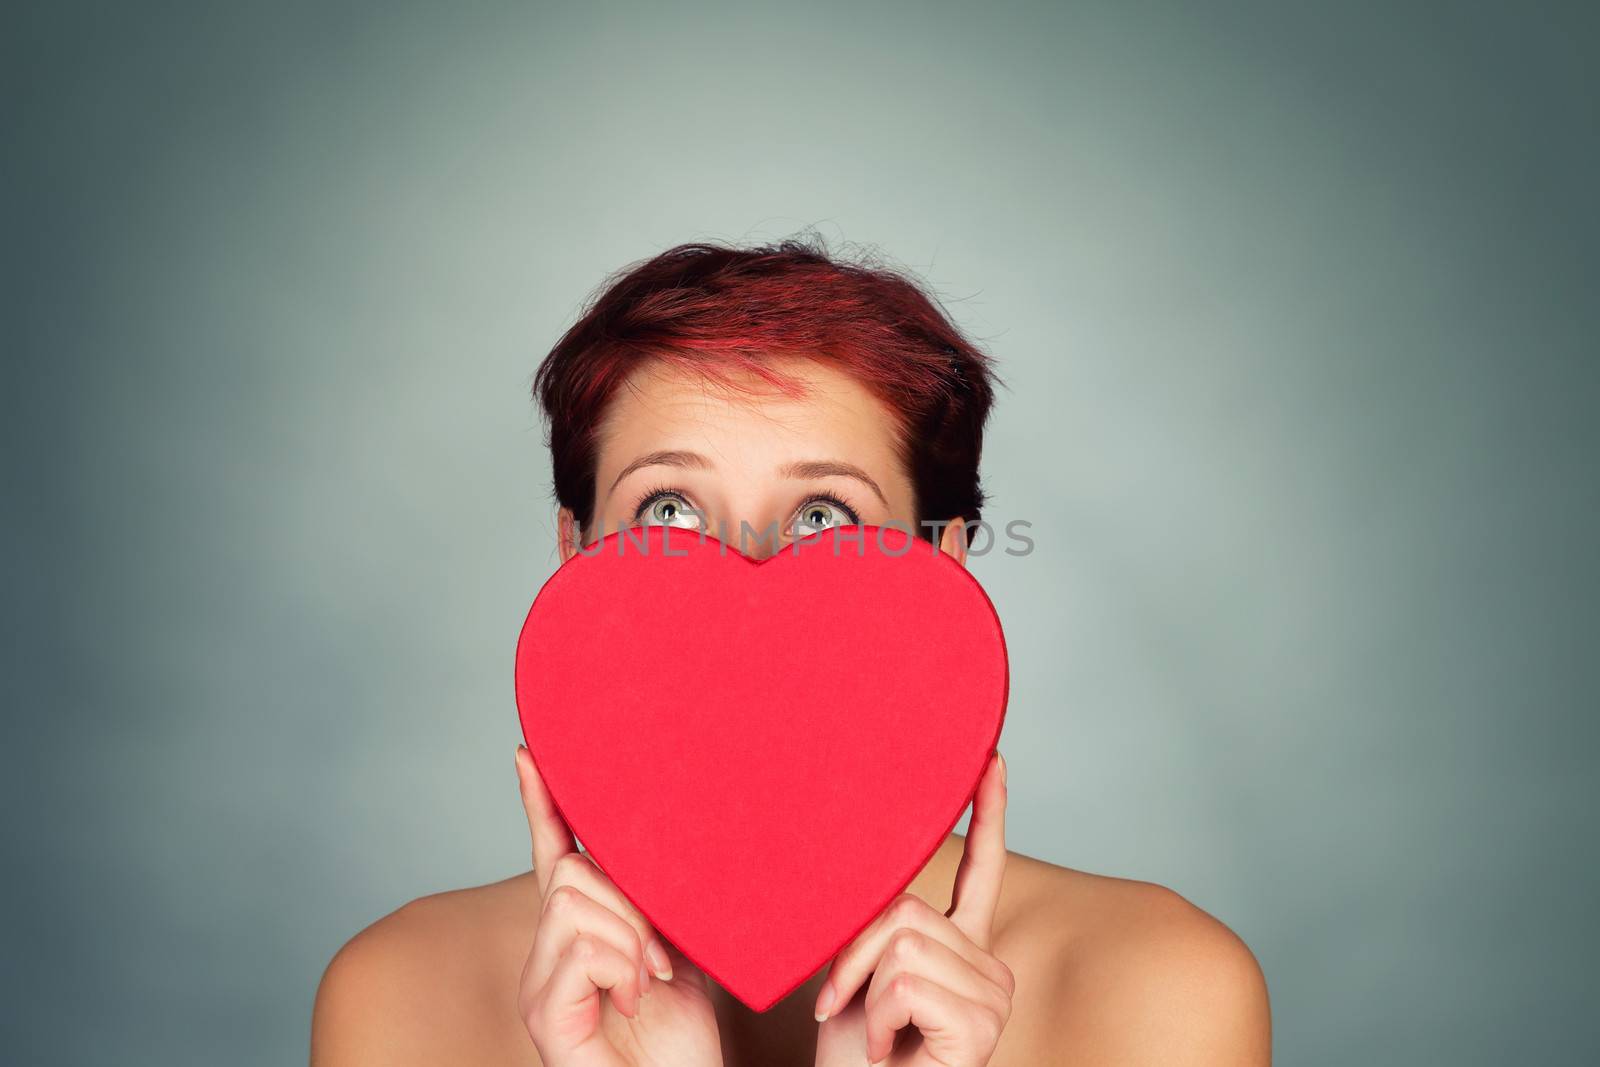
[311,357,1272,1066]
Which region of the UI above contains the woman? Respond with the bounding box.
[310,240,1271,1066]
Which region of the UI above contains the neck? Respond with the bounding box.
[706,832,968,1067]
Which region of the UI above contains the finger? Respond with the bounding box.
[814,996,869,1064]
[537,932,643,1031]
[541,851,676,982]
[862,928,1011,1021]
[947,750,1007,948]
[528,883,648,996]
[815,894,1011,1022]
[516,743,577,899]
[864,971,1002,1066]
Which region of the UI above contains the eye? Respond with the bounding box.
[788,496,858,537]
[637,490,704,530]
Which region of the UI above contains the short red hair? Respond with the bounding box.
[533,237,999,542]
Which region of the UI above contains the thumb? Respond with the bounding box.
[514,744,576,899]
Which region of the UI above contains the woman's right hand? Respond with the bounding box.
[515,745,724,1067]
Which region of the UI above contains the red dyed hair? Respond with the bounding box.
[533,237,999,543]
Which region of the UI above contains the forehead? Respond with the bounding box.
[594,356,907,471]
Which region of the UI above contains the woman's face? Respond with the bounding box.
[557,356,968,565]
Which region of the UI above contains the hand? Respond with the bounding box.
[813,751,1014,1067]
[514,745,724,1067]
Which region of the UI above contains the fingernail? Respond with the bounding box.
[639,960,651,996]
[647,941,673,982]
[997,751,1007,786]
[813,981,836,1022]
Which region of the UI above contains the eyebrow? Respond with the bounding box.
[606,449,714,497]
[606,452,890,508]
[778,460,889,507]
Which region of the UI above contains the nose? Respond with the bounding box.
[716,512,784,561]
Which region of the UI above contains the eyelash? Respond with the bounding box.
[792,491,862,527]
[628,484,862,527]
[628,483,689,523]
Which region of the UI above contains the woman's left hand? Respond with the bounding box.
[814,751,1014,1067]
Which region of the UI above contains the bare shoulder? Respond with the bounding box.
[310,873,542,1066]
[991,850,1271,1066]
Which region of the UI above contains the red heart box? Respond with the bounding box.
[514,523,1008,1011]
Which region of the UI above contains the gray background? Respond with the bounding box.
[8,1,1598,1063]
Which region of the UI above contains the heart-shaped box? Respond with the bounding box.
[514,523,1008,1011]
